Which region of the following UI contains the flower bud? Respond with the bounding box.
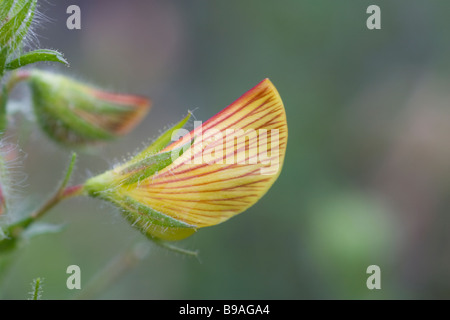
[27,70,150,146]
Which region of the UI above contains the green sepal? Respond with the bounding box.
[121,197,195,229]
[82,181,197,241]
[120,196,197,241]
[6,49,69,70]
[131,113,191,163]
[121,137,194,185]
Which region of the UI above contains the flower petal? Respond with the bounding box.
[87,88,150,135]
[120,78,287,228]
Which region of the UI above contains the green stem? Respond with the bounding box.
[30,277,42,300]
[30,184,83,221]
[7,153,82,236]
[0,70,31,134]
[5,70,31,92]
[31,153,79,220]
[0,154,82,285]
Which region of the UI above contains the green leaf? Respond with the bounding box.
[10,0,28,16]
[0,0,15,27]
[6,49,69,70]
[122,196,195,229]
[0,0,32,45]
[0,0,36,50]
[9,0,36,53]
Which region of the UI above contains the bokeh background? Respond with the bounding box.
[2,0,450,299]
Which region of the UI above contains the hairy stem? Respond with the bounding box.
[5,70,31,92]
[0,70,31,134]
[0,69,31,101]
[7,153,82,236]
[30,153,79,221]
[30,277,43,300]
[30,185,83,221]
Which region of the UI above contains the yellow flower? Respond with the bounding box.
[84,79,287,241]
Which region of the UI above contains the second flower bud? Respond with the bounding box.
[27,70,150,146]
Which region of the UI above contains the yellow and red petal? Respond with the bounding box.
[120,78,287,228]
[86,89,151,135]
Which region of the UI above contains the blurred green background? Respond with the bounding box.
[2,0,450,299]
